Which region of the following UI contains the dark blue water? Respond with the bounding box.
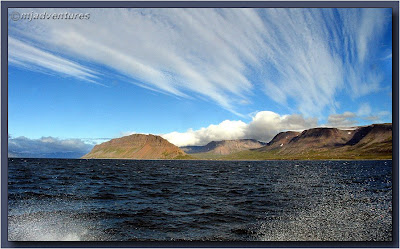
[8,159,392,241]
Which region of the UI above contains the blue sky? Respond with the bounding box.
[8,8,392,157]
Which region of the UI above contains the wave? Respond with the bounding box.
[8,198,108,241]
[8,211,103,241]
[255,191,392,241]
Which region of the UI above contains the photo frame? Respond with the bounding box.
[2,1,399,247]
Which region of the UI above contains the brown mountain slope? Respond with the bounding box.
[82,134,189,159]
[343,123,392,155]
[259,131,301,150]
[181,139,265,156]
[267,128,355,155]
[224,123,392,160]
[345,123,392,146]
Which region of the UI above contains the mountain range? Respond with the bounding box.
[225,123,392,160]
[82,123,392,160]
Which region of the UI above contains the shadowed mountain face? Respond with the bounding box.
[261,123,392,152]
[82,134,189,159]
[345,123,392,146]
[262,128,355,151]
[225,123,392,160]
[262,131,301,150]
[181,139,266,155]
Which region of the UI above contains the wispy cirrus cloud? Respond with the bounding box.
[8,8,391,116]
[260,8,390,116]
[8,36,101,84]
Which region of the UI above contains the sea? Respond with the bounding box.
[8,158,392,241]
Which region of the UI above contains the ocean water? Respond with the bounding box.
[8,158,392,241]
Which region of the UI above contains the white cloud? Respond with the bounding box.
[162,120,248,147]
[246,111,318,140]
[8,36,101,84]
[8,136,94,158]
[8,8,391,117]
[162,110,317,146]
[259,8,390,116]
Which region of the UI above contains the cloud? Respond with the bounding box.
[119,131,138,137]
[162,120,248,147]
[361,110,391,123]
[8,36,101,85]
[325,108,391,127]
[383,53,392,60]
[8,136,94,158]
[80,138,111,146]
[357,103,372,116]
[260,8,390,116]
[8,8,391,117]
[246,111,318,141]
[325,112,357,127]
[162,111,317,146]
[355,102,391,122]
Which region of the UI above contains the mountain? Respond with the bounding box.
[345,123,392,147]
[180,139,266,159]
[258,127,355,153]
[181,139,265,154]
[225,123,392,160]
[82,134,190,159]
[82,124,392,160]
[263,131,301,150]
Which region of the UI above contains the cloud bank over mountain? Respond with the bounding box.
[162,111,317,146]
[162,108,391,147]
[8,109,391,157]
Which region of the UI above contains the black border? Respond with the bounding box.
[0,1,400,8]
[1,1,399,248]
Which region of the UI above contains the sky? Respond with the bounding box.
[8,8,393,157]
